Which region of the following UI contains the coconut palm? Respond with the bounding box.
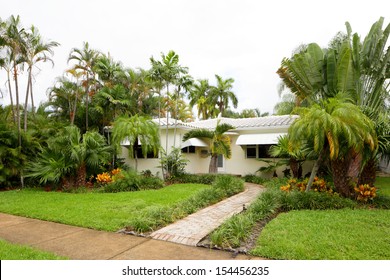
[112,115,160,171]
[210,74,237,116]
[182,121,235,173]
[289,94,376,197]
[26,126,111,189]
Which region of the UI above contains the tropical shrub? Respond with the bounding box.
[139,176,164,190]
[213,175,244,197]
[243,174,266,185]
[280,177,334,194]
[354,184,377,202]
[103,170,140,193]
[170,173,219,185]
[159,147,188,179]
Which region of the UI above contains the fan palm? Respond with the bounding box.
[26,126,111,189]
[182,121,234,173]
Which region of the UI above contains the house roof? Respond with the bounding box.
[154,115,298,130]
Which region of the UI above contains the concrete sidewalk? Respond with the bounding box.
[0,213,263,260]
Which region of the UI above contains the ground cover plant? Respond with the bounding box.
[0,239,67,260]
[0,184,209,231]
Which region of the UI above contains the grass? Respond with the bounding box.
[375,176,390,196]
[0,239,67,260]
[0,184,208,231]
[251,209,390,260]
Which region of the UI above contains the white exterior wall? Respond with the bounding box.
[120,122,313,177]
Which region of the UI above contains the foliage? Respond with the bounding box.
[159,147,188,179]
[243,174,266,185]
[280,177,334,194]
[139,176,164,190]
[102,169,140,192]
[170,173,219,185]
[26,126,111,189]
[354,184,377,202]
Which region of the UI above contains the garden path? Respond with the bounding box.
[149,182,264,246]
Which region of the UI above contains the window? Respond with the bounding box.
[245,145,275,159]
[181,146,196,153]
[246,146,257,158]
[134,144,158,159]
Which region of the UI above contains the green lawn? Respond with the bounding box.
[251,209,390,259]
[0,239,67,260]
[0,184,208,231]
[375,176,390,196]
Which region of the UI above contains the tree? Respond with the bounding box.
[112,115,160,172]
[26,126,111,189]
[288,94,377,197]
[68,42,101,130]
[22,25,59,131]
[210,74,237,116]
[182,121,234,173]
[189,79,213,120]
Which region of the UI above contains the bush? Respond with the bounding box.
[171,173,219,185]
[139,176,164,190]
[243,174,266,185]
[280,177,334,194]
[103,170,140,193]
[213,175,244,197]
[279,190,357,211]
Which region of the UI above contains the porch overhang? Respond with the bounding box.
[181,138,209,148]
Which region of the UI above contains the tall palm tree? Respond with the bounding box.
[182,121,235,173]
[210,74,237,116]
[23,25,59,131]
[288,94,376,197]
[68,42,101,130]
[112,115,160,171]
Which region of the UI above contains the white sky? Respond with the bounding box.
[1,0,389,114]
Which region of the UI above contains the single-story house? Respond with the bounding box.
[120,115,310,177]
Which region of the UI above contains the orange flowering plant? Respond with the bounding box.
[354,184,377,202]
[280,177,334,194]
[96,168,123,185]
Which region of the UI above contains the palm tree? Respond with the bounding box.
[23,25,59,130]
[182,121,235,173]
[68,42,101,130]
[288,94,376,197]
[26,126,111,189]
[112,115,160,171]
[189,79,212,120]
[210,74,237,117]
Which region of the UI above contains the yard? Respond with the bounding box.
[249,176,390,259]
[0,183,209,232]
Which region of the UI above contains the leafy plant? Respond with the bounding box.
[159,147,188,179]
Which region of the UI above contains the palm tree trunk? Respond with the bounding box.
[29,69,35,114]
[306,149,325,192]
[6,71,16,124]
[85,73,90,131]
[331,157,353,197]
[209,154,218,173]
[358,158,377,187]
[24,73,31,132]
[13,62,24,188]
[290,158,300,178]
[75,163,87,187]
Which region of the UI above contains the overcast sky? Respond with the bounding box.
[1,0,389,114]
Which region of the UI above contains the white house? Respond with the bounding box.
[120,115,306,177]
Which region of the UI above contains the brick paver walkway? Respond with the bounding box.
[150,182,264,246]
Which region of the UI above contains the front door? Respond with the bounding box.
[217,154,225,173]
